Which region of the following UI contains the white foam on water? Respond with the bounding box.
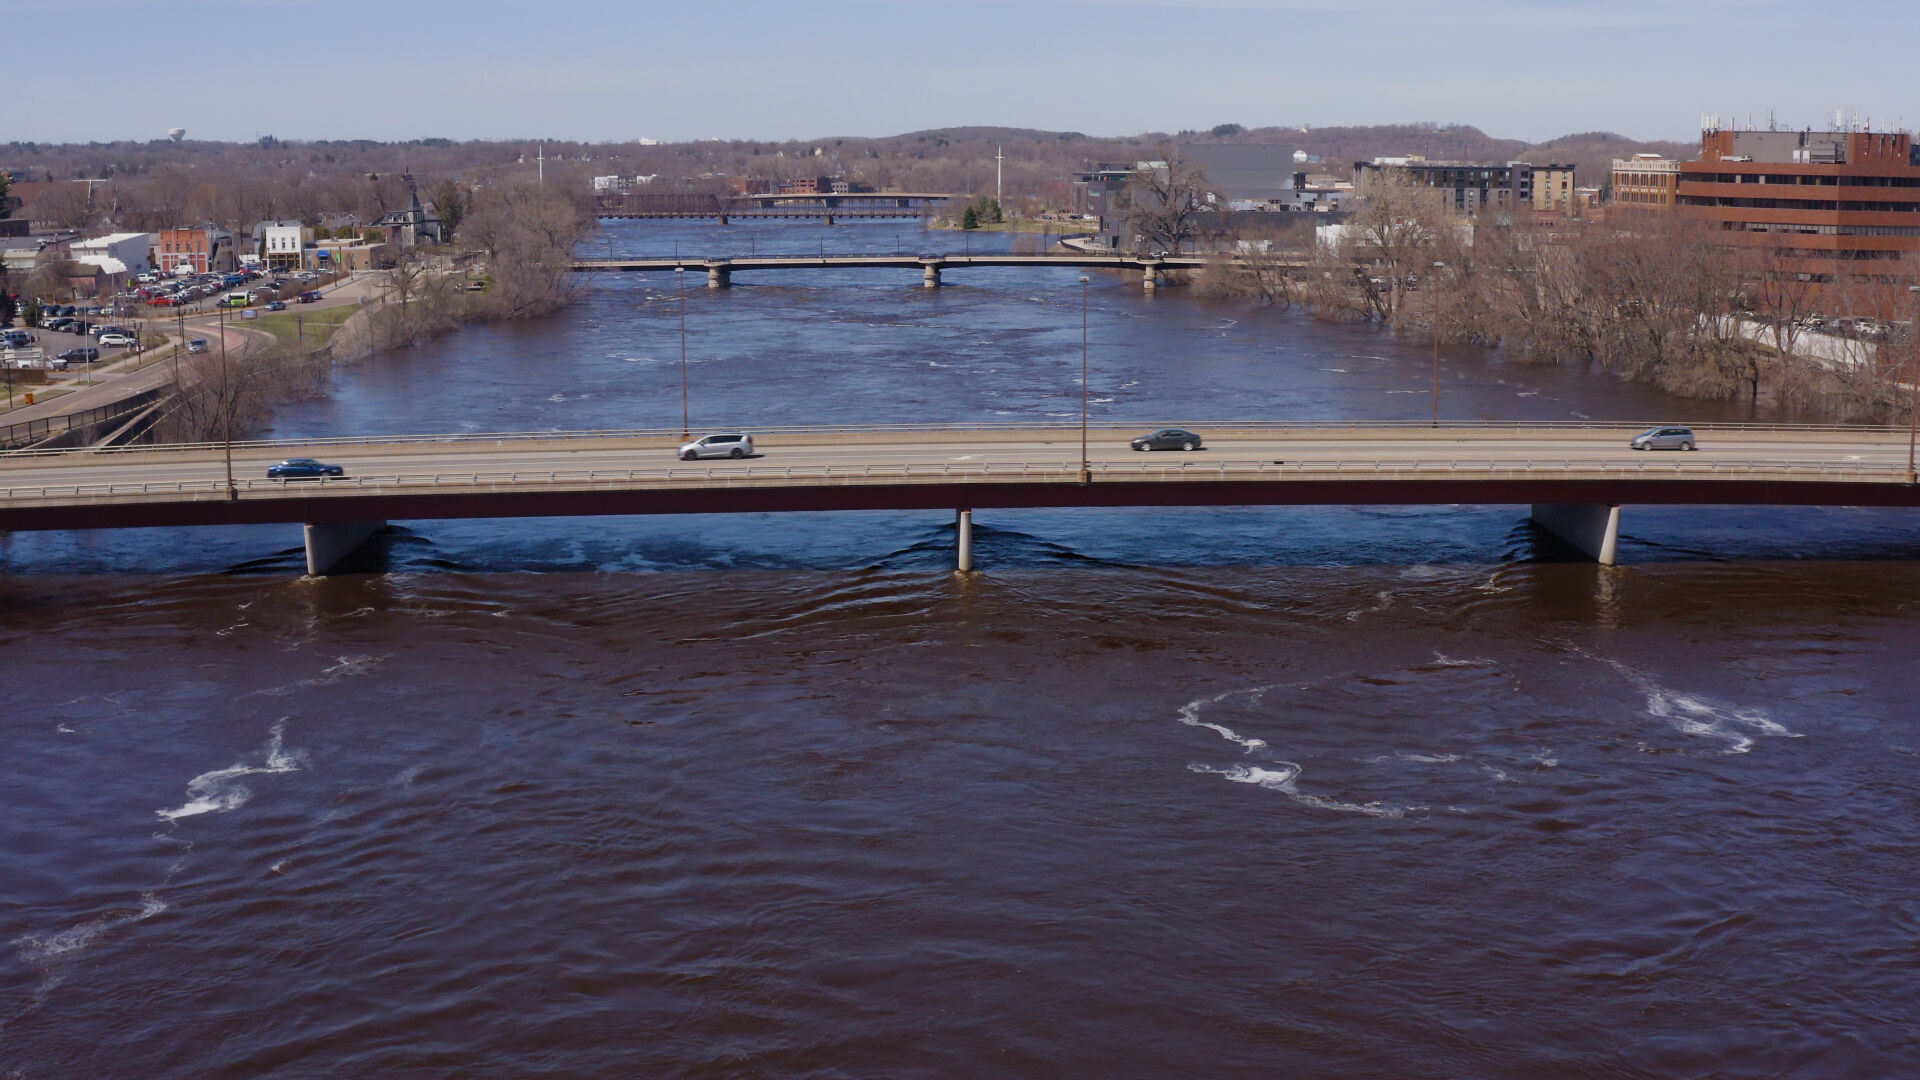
[1188,762,1409,819]
[1175,687,1272,753]
[1591,654,1800,754]
[12,892,168,967]
[1177,687,1419,817]
[1091,397,1114,404]
[1429,652,1489,668]
[155,720,305,822]
[1322,367,1348,373]
[56,724,75,735]
[1345,590,1395,622]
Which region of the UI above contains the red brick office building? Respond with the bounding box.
[1677,127,1920,312]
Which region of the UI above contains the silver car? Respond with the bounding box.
[678,433,754,460]
[1630,426,1696,451]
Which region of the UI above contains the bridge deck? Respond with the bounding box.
[3,426,1916,531]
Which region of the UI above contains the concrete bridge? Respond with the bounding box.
[594,191,954,223]
[2,423,1915,574]
[571,252,1219,290]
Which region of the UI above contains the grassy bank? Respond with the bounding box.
[250,305,360,348]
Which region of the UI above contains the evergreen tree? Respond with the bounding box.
[0,171,12,219]
[961,205,979,230]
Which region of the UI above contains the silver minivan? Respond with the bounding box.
[678,433,754,460]
[1630,426,1696,451]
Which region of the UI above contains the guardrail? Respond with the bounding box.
[2,455,1909,503]
[0,418,1910,461]
[0,390,166,452]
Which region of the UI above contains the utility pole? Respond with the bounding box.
[218,307,235,502]
[995,145,1003,205]
[538,143,545,185]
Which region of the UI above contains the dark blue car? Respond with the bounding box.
[1130,428,1205,452]
[266,457,345,480]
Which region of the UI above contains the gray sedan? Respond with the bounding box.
[1630,426,1696,451]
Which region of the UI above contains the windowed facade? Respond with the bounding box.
[1677,128,1920,303]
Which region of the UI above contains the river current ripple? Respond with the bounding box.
[4,220,1920,1078]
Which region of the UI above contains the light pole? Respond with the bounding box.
[1079,275,1091,484]
[1430,260,1446,428]
[676,267,689,439]
[218,306,235,501]
[1908,285,1919,483]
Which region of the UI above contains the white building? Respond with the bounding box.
[254,220,309,271]
[69,232,152,278]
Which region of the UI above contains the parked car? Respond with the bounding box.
[149,295,177,307]
[297,291,321,303]
[1,330,34,348]
[55,347,100,364]
[266,458,345,480]
[44,318,73,331]
[97,332,137,347]
[68,320,91,336]
[1630,426,1696,451]
[88,324,126,338]
[1130,427,1205,452]
[265,300,287,311]
[186,338,209,354]
[678,433,755,460]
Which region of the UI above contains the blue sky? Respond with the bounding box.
[9,0,1917,145]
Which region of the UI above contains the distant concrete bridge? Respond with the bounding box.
[594,191,955,223]
[570,252,1224,290]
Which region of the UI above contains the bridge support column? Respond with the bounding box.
[303,520,386,577]
[1141,266,1159,292]
[956,509,973,573]
[1530,503,1620,565]
[707,267,730,288]
[923,265,941,288]
[825,214,836,226]
[717,214,729,225]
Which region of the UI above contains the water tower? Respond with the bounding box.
[167,128,185,143]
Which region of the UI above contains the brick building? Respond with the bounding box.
[1612,153,1682,209]
[1676,127,1920,302]
[157,224,235,274]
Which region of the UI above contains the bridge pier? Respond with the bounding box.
[1530,503,1620,565]
[707,267,730,288]
[303,520,386,577]
[717,214,728,225]
[1141,264,1159,292]
[956,509,973,572]
[825,214,836,226]
[923,264,941,288]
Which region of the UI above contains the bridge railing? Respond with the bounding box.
[0,418,1906,461]
[4,455,1912,503]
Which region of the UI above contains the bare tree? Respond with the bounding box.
[1330,167,1453,327]
[459,180,591,320]
[1118,150,1212,254]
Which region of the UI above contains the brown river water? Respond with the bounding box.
[4,221,1919,1078]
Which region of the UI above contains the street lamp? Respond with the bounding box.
[218,306,235,501]
[1430,260,1447,428]
[1079,276,1091,484]
[676,267,689,439]
[1908,285,1919,483]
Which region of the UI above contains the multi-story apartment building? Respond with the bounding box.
[1352,158,1575,216]
[1676,126,1920,297]
[1611,154,1682,209]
